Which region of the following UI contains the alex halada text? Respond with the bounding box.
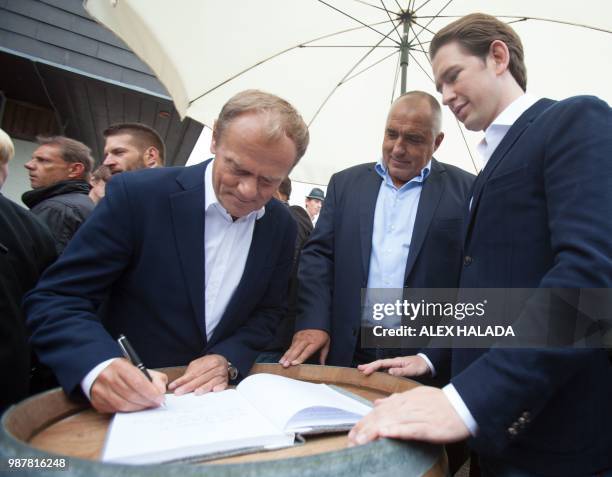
[372,325,515,337]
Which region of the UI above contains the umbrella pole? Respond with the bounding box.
[400,18,410,94]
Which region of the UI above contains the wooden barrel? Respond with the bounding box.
[0,364,448,476]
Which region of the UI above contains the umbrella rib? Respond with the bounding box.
[454,117,479,173]
[407,50,433,82]
[189,20,396,104]
[497,15,612,34]
[353,0,400,15]
[414,0,455,36]
[380,0,404,43]
[413,0,435,15]
[317,0,401,45]
[300,45,398,47]
[308,24,399,127]
[416,14,612,34]
[300,19,396,45]
[391,49,401,103]
[345,49,400,83]
[412,18,437,36]
[393,0,405,13]
[408,21,432,63]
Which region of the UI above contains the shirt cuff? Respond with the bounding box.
[81,358,119,400]
[443,383,479,436]
[417,352,436,377]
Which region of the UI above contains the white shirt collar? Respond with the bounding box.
[204,159,265,221]
[477,93,540,167]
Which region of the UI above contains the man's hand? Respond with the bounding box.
[358,355,431,377]
[347,386,470,446]
[90,358,167,413]
[168,354,229,395]
[279,329,330,367]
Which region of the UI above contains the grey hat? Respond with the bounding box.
[306,187,325,201]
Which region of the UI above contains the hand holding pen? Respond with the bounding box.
[88,336,168,414]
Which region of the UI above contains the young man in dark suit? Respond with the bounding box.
[350,13,612,477]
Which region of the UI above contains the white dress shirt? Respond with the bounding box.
[203,159,264,340]
[82,160,263,399]
[443,93,540,436]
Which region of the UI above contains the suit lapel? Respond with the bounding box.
[207,203,277,347]
[465,99,554,245]
[359,166,383,284]
[404,159,445,283]
[170,162,208,341]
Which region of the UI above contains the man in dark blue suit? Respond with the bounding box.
[350,13,612,477]
[25,89,309,414]
[280,91,474,369]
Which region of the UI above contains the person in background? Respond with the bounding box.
[258,177,313,362]
[22,136,95,254]
[0,128,56,413]
[304,187,324,226]
[102,122,165,174]
[89,165,112,205]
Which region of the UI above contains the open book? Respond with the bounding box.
[102,373,372,464]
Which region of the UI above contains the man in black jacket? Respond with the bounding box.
[0,129,56,412]
[22,136,95,253]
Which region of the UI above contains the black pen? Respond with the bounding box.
[117,334,153,381]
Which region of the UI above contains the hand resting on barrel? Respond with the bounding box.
[279,329,330,367]
[347,386,470,446]
[357,355,431,377]
[168,354,229,396]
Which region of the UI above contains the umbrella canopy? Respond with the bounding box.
[85,0,612,185]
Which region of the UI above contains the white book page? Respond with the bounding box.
[102,389,293,464]
[237,374,372,432]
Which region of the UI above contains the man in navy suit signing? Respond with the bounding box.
[25,89,309,414]
[350,13,612,477]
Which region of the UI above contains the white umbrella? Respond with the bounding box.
[84,0,612,185]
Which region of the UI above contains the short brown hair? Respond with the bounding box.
[103,122,166,165]
[430,13,527,91]
[91,164,112,183]
[214,89,309,164]
[36,135,94,179]
[277,176,292,199]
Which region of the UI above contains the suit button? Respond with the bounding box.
[521,411,531,422]
[507,427,518,437]
[518,416,528,426]
[463,256,473,266]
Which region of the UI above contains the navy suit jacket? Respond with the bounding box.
[436,97,612,475]
[296,159,474,366]
[25,161,296,395]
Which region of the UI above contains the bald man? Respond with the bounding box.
[282,91,474,369]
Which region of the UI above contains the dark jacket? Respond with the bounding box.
[22,180,94,254]
[0,194,56,413]
[265,203,313,351]
[24,162,296,396]
[432,97,612,476]
[296,159,475,367]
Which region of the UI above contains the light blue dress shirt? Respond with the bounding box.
[362,158,431,328]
